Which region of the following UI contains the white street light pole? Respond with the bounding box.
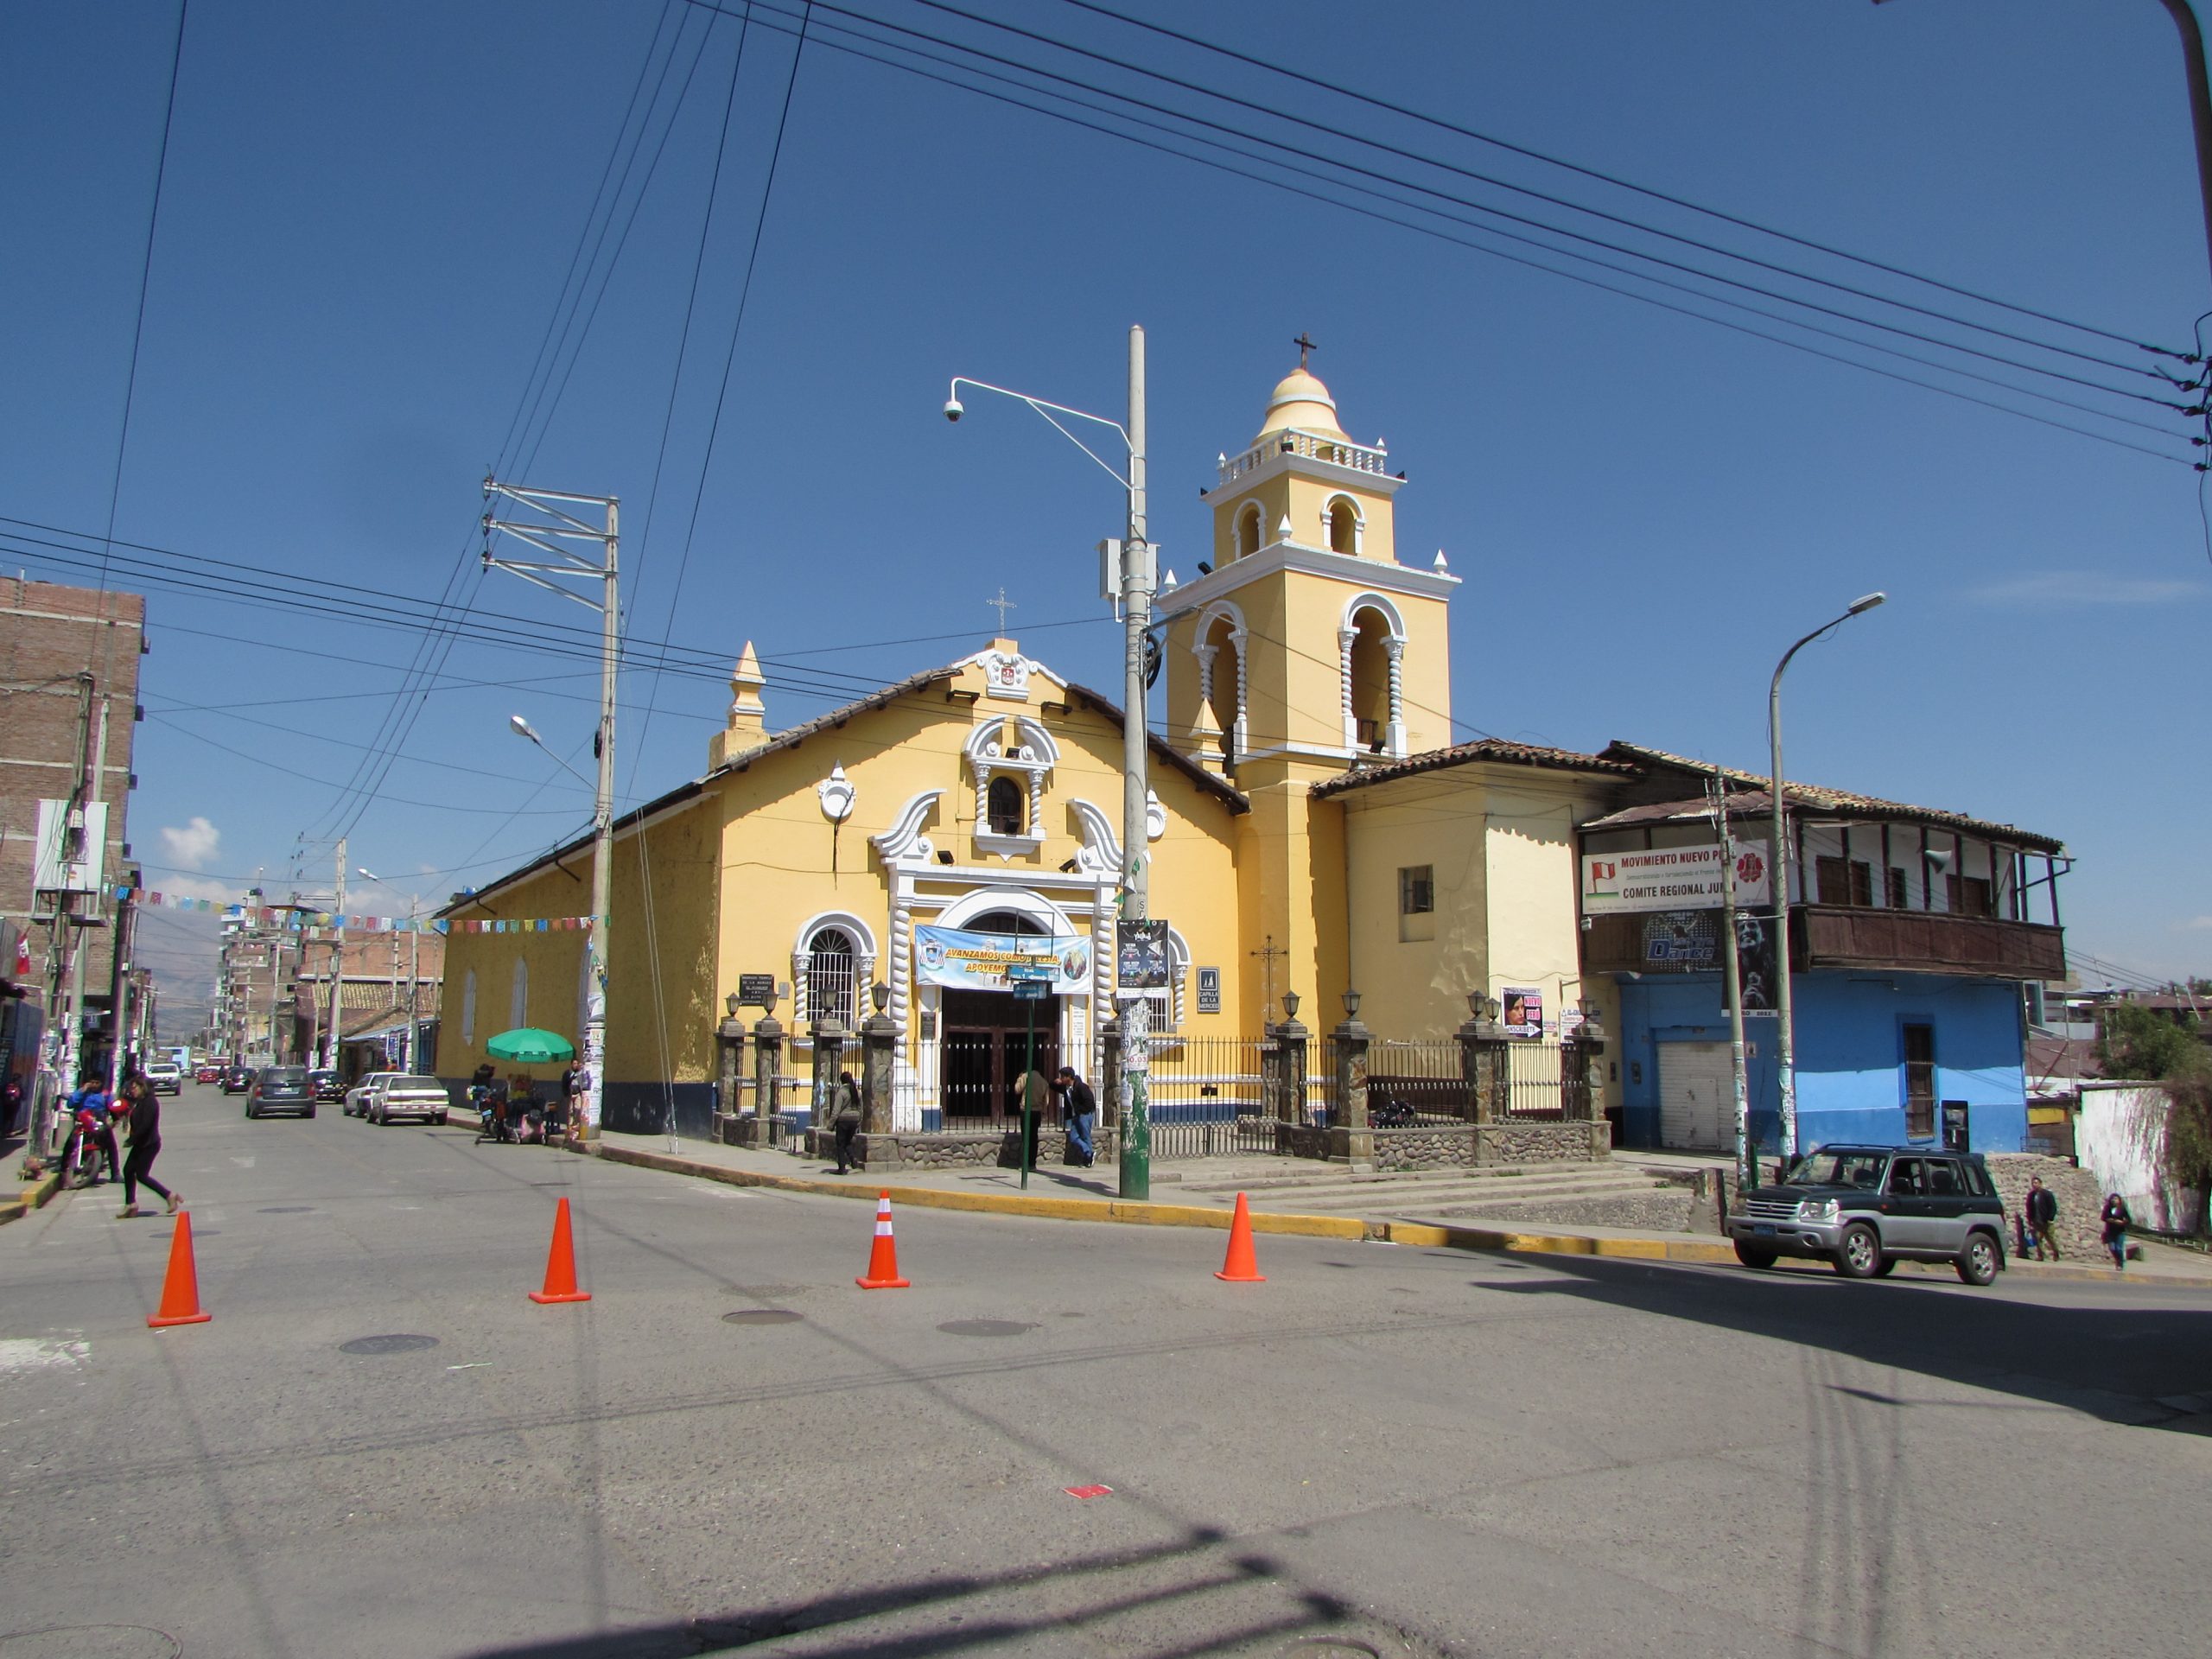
[483,481,620,1141]
[946,326,1154,1198]
[1770,591,1886,1169]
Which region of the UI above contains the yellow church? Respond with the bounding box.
[435,357,1624,1143]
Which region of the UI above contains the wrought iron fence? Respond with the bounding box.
[1507,1041,1566,1120]
[1141,1034,1275,1159]
[1307,1037,1568,1124]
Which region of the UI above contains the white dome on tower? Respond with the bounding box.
[1254,365,1348,444]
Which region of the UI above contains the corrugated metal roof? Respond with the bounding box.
[1594,743,2065,852]
[1310,738,1636,798]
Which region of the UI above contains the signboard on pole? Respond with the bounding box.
[1011,980,1049,1001]
[1732,913,1780,1018]
[914,925,1088,991]
[33,799,107,895]
[1116,920,1171,989]
[1581,842,1769,915]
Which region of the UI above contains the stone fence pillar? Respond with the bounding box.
[715,999,747,1144]
[1332,992,1371,1165]
[1457,992,1509,1124]
[809,1016,847,1126]
[1268,992,1310,1125]
[742,1009,782,1147]
[1560,1003,1607,1122]
[860,983,897,1138]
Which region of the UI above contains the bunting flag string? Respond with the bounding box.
[114,887,597,936]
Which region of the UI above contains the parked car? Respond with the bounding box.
[308,1069,346,1103]
[365,1074,449,1126]
[1726,1143,2008,1286]
[194,1062,224,1084]
[245,1065,315,1120]
[143,1062,183,1096]
[221,1065,257,1095]
[344,1071,399,1116]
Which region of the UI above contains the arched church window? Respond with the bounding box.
[1348,610,1394,753]
[805,927,857,1025]
[1236,504,1262,560]
[1327,498,1360,555]
[986,775,1025,836]
[969,908,1048,938]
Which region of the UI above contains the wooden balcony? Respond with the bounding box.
[1580,905,2063,981]
[1795,905,2063,978]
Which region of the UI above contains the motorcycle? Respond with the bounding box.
[60,1107,112,1190]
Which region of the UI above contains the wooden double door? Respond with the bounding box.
[940,988,1060,1124]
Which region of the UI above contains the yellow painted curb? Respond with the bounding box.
[1386,1219,1738,1264]
[0,1171,64,1227]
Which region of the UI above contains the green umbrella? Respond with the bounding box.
[485,1027,576,1065]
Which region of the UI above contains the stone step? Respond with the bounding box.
[1175,1163,1662,1197]
[1206,1175,1677,1217]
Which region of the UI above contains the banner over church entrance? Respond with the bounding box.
[912,924,1090,992]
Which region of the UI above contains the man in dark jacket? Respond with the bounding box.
[2024,1176,2059,1261]
[1056,1065,1096,1167]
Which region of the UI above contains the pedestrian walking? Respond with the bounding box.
[1020,1063,1051,1169]
[831,1069,861,1173]
[112,1074,178,1219]
[2024,1176,2060,1261]
[2100,1192,2133,1270]
[1055,1065,1096,1167]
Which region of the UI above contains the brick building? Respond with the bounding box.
[0,577,143,1080]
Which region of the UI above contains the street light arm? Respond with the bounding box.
[947,376,1134,493]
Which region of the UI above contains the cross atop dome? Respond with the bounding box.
[1294,331,1315,369]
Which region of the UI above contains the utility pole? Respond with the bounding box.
[1707,779,1752,1195]
[405,895,420,1072]
[323,840,347,1070]
[60,692,111,1090]
[1117,325,1154,1201]
[482,479,619,1140]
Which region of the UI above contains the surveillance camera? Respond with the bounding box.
[944,398,963,423]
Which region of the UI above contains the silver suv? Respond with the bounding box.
[1726,1144,2009,1286]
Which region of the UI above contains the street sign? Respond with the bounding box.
[1006,963,1056,982]
[1011,981,1049,1001]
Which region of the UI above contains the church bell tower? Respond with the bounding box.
[1157,345,1459,1029]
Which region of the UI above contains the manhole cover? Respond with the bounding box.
[257,1205,314,1214]
[721,1309,803,1325]
[340,1334,440,1356]
[938,1319,1038,1338]
[0,1627,181,1658]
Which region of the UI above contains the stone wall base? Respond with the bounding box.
[1361,1120,1610,1170]
[798,1126,1115,1173]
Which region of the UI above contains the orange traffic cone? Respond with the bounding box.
[1214,1192,1266,1283]
[528,1196,592,1304]
[856,1191,911,1289]
[148,1211,213,1327]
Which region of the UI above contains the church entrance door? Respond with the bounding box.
[940,988,1060,1126]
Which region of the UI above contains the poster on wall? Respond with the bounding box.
[1732,913,1779,1018]
[1642,910,1719,967]
[1116,919,1171,989]
[913,925,1089,991]
[1501,987,1544,1039]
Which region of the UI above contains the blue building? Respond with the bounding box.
[1580,746,2067,1160]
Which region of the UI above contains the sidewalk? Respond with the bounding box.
[1,1129,64,1226]
[587,1129,2212,1285]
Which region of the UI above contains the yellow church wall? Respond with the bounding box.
[1282,473,1396,563]
[434,796,719,1086]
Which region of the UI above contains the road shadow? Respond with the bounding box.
[1481,1252,2212,1430]
[461,1525,1376,1657]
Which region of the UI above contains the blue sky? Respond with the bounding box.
[4,0,2208,1024]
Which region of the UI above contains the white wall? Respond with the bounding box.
[2075,1083,2208,1235]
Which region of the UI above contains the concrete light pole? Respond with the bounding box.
[484,481,620,1140]
[1769,592,1885,1168]
[946,326,1155,1198]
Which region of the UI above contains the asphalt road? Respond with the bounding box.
[2,1083,2207,1659]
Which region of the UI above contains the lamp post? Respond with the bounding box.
[946,326,1155,1199]
[1770,591,1886,1168]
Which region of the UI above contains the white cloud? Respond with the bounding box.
[159,816,221,870]
[2182,916,2212,931]
[1970,572,2207,607]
